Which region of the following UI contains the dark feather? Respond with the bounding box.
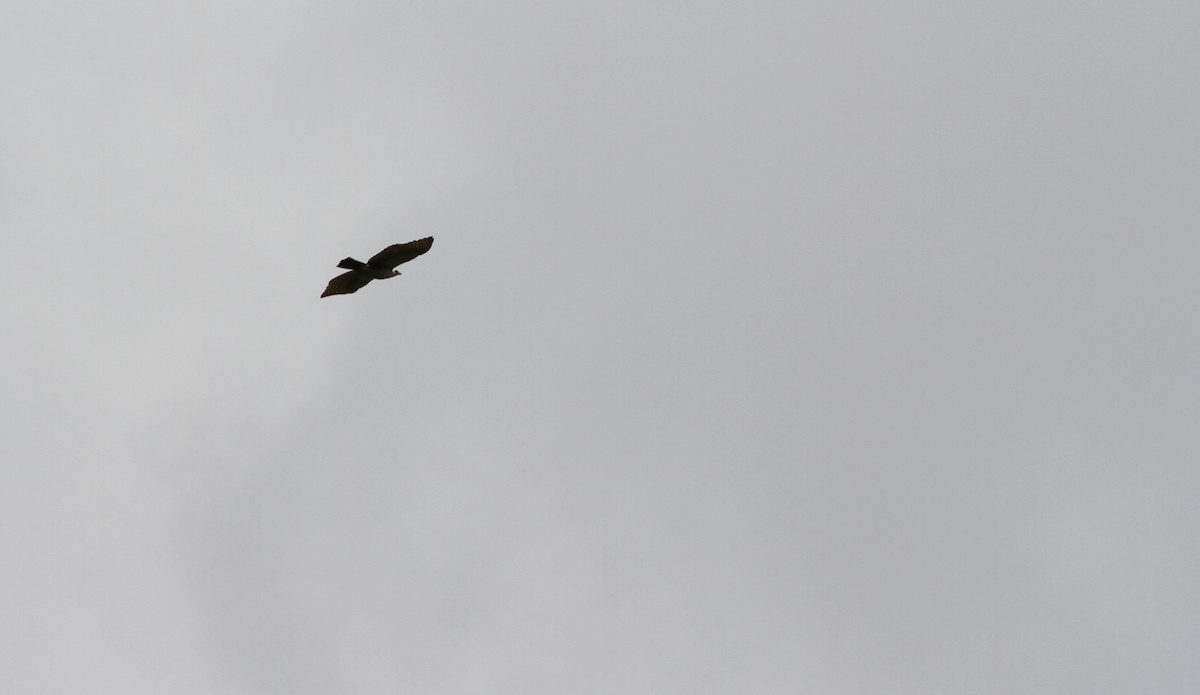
[368,237,434,269]
[321,270,374,297]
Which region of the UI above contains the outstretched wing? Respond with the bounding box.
[321,269,374,297]
[369,237,434,269]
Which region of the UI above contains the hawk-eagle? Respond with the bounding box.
[321,237,434,297]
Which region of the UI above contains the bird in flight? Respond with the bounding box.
[321,237,434,297]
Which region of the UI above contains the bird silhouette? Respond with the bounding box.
[321,237,434,297]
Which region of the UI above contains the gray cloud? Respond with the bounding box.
[3,1,1199,693]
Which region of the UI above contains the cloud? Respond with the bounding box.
[4,1,1200,693]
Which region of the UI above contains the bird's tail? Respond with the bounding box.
[337,257,367,270]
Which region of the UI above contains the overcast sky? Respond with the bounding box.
[4,1,1200,693]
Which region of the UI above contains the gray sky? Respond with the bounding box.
[4,1,1199,693]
